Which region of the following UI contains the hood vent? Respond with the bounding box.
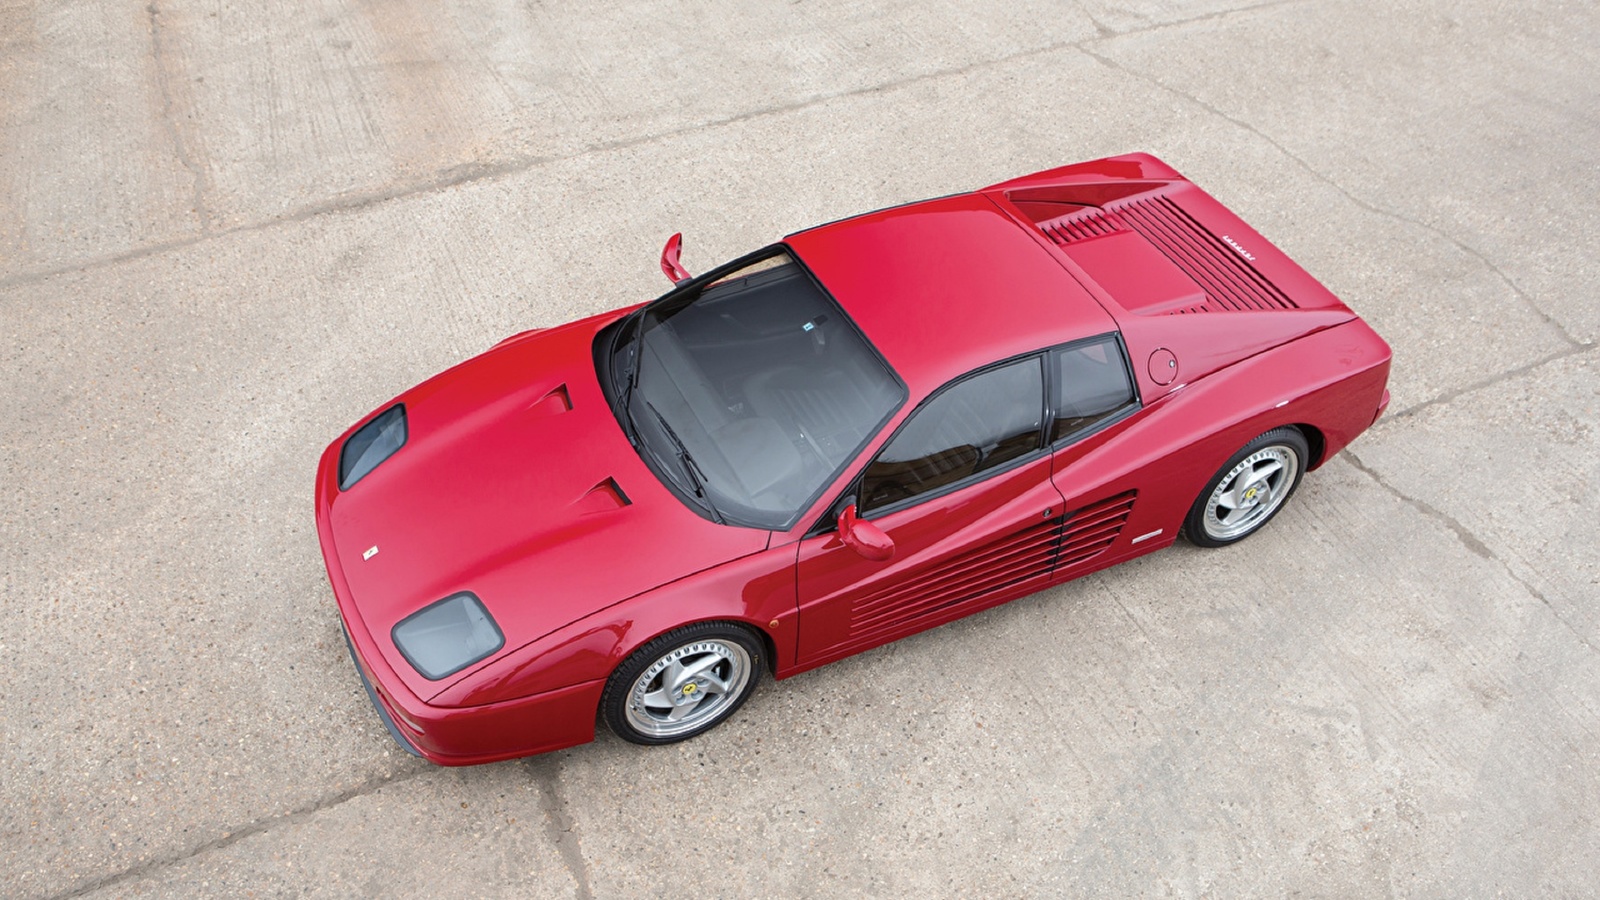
[573,477,630,515]
[528,384,573,417]
[1038,199,1297,313]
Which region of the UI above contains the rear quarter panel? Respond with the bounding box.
[1053,317,1391,559]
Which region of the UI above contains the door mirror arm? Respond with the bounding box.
[838,503,895,562]
[660,233,692,285]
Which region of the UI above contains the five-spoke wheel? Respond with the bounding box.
[1185,427,1309,547]
[601,622,763,745]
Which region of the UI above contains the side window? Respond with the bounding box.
[860,358,1044,513]
[1050,336,1136,443]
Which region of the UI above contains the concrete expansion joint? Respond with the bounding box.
[1343,450,1600,657]
[41,765,432,900]
[146,0,213,238]
[8,0,1311,295]
[527,758,595,900]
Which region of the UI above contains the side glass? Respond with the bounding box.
[1050,336,1135,443]
[860,358,1044,513]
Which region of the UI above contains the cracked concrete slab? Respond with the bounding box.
[1350,348,1600,648]
[0,0,205,276]
[3,0,1598,896]
[0,49,1229,895]
[551,457,1600,895]
[1088,0,1600,344]
[73,766,582,899]
[1,0,1109,280]
[1076,0,1304,34]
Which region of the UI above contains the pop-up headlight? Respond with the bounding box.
[391,592,505,681]
[339,404,407,490]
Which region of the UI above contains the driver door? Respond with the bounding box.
[794,357,1066,668]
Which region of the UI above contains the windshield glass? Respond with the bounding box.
[610,248,903,530]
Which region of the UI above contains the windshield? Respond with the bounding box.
[608,248,903,530]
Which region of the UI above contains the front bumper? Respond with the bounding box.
[340,624,604,765]
[342,624,421,757]
[318,437,605,766]
[332,589,606,766]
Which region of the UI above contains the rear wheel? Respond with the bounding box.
[1184,427,1309,547]
[601,622,763,745]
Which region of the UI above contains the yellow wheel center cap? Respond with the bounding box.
[682,683,697,695]
[1245,487,1258,500]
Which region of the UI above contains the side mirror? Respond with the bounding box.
[838,503,894,562]
[660,233,692,285]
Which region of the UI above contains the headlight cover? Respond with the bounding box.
[339,404,407,490]
[391,592,505,681]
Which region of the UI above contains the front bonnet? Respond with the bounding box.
[321,313,770,702]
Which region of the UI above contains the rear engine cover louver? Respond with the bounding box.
[1042,199,1297,314]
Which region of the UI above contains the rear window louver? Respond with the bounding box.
[1040,198,1297,314]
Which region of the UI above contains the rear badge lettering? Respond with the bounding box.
[363,545,380,561]
[1221,235,1256,261]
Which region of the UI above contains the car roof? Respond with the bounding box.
[784,192,1118,398]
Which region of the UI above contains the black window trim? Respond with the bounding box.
[809,350,1050,534]
[809,330,1141,536]
[1044,331,1142,449]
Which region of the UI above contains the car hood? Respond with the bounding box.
[322,312,771,702]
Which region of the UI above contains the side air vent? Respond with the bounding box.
[1057,491,1137,569]
[849,515,1062,640]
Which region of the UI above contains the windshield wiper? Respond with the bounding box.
[644,401,723,524]
[611,312,647,444]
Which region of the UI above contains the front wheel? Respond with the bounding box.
[1184,427,1309,547]
[601,622,763,745]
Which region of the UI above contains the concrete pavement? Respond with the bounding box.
[3,0,1597,896]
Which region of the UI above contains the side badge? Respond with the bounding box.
[363,545,380,561]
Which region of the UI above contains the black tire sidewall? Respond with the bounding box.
[600,621,764,745]
[1184,427,1310,548]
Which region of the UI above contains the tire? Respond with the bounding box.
[1184,427,1309,548]
[600,622,763,745]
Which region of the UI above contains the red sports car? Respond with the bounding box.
[315,153,1391,766]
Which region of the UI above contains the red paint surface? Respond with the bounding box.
[316,153,1392,765]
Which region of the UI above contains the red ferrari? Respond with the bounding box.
[316,153,1391,765]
